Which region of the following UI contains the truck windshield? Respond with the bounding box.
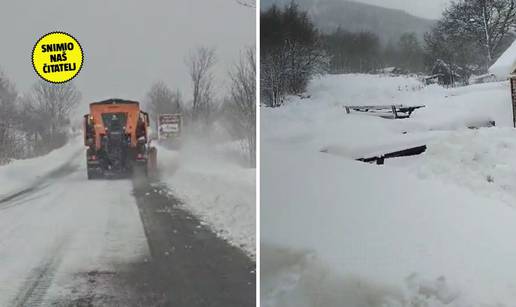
[101,113,127,131]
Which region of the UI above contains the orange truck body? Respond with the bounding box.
[83,99,156,179]
[84,100,147,149]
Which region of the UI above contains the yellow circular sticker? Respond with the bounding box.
[32,32,83,83]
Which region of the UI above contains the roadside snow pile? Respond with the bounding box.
[306,74,426,107]
[157,141,256,257]
[0,137,83,198]
[411,81,512,129]
[262,74,516,306]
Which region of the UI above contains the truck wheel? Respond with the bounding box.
[87,168,99,180]
[148,147,157,177]
[87,169,94,180]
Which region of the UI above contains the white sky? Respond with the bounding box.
[0,0,255,112]
[349,0,451,19]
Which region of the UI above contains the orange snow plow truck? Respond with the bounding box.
[83,99,157,179]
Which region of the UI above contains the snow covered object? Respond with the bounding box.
[430,59,467,86]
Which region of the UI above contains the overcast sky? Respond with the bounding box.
[334,0,451,19]
[0,0,255,113]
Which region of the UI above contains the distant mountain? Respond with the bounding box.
[261,0,436,44]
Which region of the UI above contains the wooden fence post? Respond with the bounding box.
[391,105,398,119]
[511,77,516,128]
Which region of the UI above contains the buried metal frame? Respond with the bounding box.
[344,104,425,119]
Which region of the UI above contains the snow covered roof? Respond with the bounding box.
[489,39,516,79]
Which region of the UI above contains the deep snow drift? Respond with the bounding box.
[262,74,516,306]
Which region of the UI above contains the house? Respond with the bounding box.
[489,39,516,80]
[490,38,516,128]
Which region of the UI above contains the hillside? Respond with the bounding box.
[261,0,436,43]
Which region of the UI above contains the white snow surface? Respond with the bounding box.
[156,140,256,257]
[0,141,149,305]
[0,134,255,304]
[262,74,516,306]
[0,137,83,198]
[489,38,516,80]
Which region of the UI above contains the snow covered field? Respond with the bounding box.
[262,74,516,306]
[156,140,256,257]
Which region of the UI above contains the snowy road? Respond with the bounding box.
[0,150,255,306]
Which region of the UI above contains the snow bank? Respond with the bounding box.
[263,75,512,157]
[306,74,426,107]
[411,81,512,129]
[262,74,516,306]
[0,137,84,198]
[263,148,516,306]
[394,128,516,205]
[156,140,256,257]
[489,38,516,80]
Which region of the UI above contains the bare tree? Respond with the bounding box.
[186,47,216,125]
[429,0,516,72]
[146,81,182,120]
[0,69,19,162]
[463,0,516,68]
[27,81,81,153]
[228,48,256,166]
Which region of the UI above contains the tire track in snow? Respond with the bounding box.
[0,148,81,202]
[0,186,39,205]
[11,235,71,307]
[0,156,80,211]
[0,186,50,211]
[2,157,79,305]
